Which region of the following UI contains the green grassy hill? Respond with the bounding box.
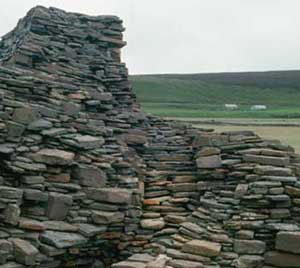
[130,71,300,118]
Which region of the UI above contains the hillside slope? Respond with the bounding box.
[131,71,300,118]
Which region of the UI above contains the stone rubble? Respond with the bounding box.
[0,5,299,268]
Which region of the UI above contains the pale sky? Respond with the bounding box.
[1,0,300,74]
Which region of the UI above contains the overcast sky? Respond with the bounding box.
[1,0,300,74]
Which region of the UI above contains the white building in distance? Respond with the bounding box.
[225,104,238,110]
[251,105,267,110]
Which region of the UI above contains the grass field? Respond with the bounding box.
[131,71,300,118]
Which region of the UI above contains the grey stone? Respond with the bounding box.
[74,135,105,149]
[76,223,107,237]
[276,231,300,254]
[63,102,81,116]
[196,155,222,169]
[84,188,132,204]
[234,239,266,254]
[140,219,165,230]
[72,165,106,187]
[43,221,78,232]
[0,262,25,268]
[24,189,48,202]
[182,240,221,257]
[91,211,124,224]
[7,121,25,137]
[111,261,146,268]
[12,107,38,125]
[168,259,203,268]
[31,149,74,165]
[265,251,300,267]
[4,204,20,226]
[243,154,289,167]
[47,193,73,220]
[27,119,53,130]
[40,231,88,249]
[10,238,38,265]
[0,187,23,200]
[234,255,263,268]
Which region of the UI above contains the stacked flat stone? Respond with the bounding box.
[0,6,147,268]
[0,5,300,268]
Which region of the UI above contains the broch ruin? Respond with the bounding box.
[0,6,300,268]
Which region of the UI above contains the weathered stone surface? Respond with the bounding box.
[254,165,292,176]
[91,211,124,224]
[63,102,81,117]
[76,223,107,237]
[234,255,264,268]
[180,222,205,235]
[10,239,38,265]
[84,188,132,204]
[40,231,88,249]
[47,193,73,220]
[243,154,289,166]
[140,219,165,230]
[196,155,222,169]
[19,218,45,231]
[7,121,25,137]
[276,231,300,254]
[72,165,107,187]
[12,107,38,125]
[27,119,52,130]
[24,189,48,202]
[43,221,78,232]
[73,135,105,149]
[234,239,266,254]
[168,259,203,268]
[0,262,24,268]
[197,147,220,157]
[182,240,221,257]
[122,133,147,145]
[4,204,20,226]
[31,149,74,165]
[111,261,146,268]
[265,251,300,267]
[0,187,23,200]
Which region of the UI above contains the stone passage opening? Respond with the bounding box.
[1,6,300,268]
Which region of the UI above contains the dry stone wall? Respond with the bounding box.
[0,6,300,268]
